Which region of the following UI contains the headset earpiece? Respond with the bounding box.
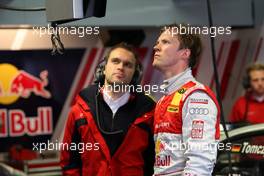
[94,59,107,86]
[242,74,250,90]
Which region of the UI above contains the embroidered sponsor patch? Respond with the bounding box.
[191,120,204,139]
[177,88,186,94]
[190,98,208,104]
[167,105,179,112]
[155,122,170,129]
[189,107,209,115]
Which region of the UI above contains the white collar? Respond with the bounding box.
[103,88,130,115]
[160,68,195,94]
[253,94,264,102]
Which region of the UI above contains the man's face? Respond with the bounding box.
[249,70,264,96]
[153,30,186,70]
[104,48,136,86]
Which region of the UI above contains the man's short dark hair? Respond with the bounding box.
[105,42,139,63]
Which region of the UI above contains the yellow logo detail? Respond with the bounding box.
[0,64,20,105]
[167,105,179,113]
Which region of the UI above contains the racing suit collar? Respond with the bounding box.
[160,68,195,95]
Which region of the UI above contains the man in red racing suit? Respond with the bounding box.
[152,24,220,176]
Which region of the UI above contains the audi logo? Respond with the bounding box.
[189,108,209,115]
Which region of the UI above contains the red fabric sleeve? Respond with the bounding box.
[60,105,81,176]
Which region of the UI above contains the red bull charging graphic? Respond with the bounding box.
[11,70,51,99]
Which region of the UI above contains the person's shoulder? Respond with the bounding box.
[134,92,156,107]
[235,95,245,100]
[234,95,246,104]
[184,82,218,106]
[184,81,215,98]
[78,84,100,104]
[195,81,214,93]
[187,89,213,100]
[184,90,218,115]
[132,92,155,118]
[79,84,99,96]
[80,84,99,93]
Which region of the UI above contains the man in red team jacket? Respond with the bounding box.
[230,63,264,124]
[60,43,155,176]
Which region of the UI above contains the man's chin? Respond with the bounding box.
[153,60,162,67]
[153,62,162,71]
[112,80,128,85]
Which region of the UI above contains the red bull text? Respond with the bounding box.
[155,155,171,167]
[0,107,53,137]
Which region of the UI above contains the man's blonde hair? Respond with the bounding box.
[160,24,202,68]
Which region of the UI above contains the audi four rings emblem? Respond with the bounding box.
[189,108,209,115]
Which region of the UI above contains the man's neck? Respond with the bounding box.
[162,63,188,79]
[163,65,189,80]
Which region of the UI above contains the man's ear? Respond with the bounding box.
[181,48,191,59]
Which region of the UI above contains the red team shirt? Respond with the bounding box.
[230,94,264,124]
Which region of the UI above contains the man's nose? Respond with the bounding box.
[153,43,160,52]
[256,80,264,86]
[117,63,125,70]
[259,80,264,86]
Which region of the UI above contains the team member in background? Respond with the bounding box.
[152,24,220,176]
[230,63,264,124]
[60,43,155,176]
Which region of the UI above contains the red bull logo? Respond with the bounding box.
[155,139,171,167]
[0,63,53,137]
[0,63,51,105]
[0,107,52,137]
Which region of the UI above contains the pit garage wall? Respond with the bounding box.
[0,26,264,145]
